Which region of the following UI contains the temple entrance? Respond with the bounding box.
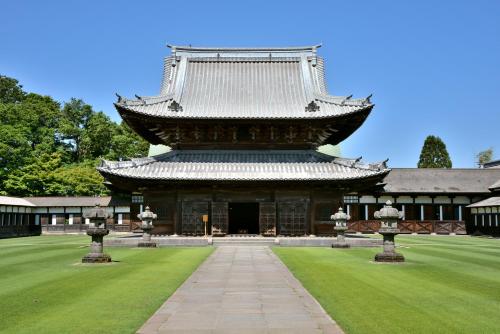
[228,202,259,234]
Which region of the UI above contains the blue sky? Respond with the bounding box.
[1,0,499,167]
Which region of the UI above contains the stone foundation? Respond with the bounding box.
[82,253,112,263]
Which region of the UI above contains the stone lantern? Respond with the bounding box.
[331,207,350,248]
[137,206,158,247]
[373,200,404,262]
[82,204,113,263]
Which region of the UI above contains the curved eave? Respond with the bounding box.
[97,166,390,182]
[115,103,373,146]
[115,101,372,120]
[98,168,390,193]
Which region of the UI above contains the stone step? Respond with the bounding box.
[212,237,276,246]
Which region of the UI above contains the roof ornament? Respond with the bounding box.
[380,158,389,170]
[364,94,373,104]
[305,101,320,112]
[350,156,362,167]
[135,94,146,105]
[341,94,353,105]
[311,46,318,67]
[115,93,123,103]
[170,45,177,67]
[168,100,183,112]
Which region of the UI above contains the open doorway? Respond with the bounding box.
[228,202,259,234]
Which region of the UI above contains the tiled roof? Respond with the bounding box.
[383,168,500,194]
[0,196,35,207]
[489,179,500,191]
[468,196,500,208]
[115,45,372,120]
[98,150,389,181]
[484,159,500,168]
[24,196,130,207]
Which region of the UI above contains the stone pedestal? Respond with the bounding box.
[374,227,404,262]
[374,201,405,263]
[82,203,113,263]
[332,226,350,248]
[331,207,350,248]
[138,222,157,248]
[137,206,158,248]
[82,228,111,263]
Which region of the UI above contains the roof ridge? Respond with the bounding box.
[168,45,322,52]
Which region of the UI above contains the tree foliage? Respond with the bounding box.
[417,135,452,168]
[476,148,493,167]
[0,75,26,104]
[0,74,149,197]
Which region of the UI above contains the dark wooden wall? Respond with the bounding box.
[143,187,342,236]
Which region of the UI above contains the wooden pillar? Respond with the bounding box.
[308,192,315,235]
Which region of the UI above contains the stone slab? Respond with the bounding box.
[137,246,343,334]
[106,236,381,248]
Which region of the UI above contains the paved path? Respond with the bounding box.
[137,246,343,334]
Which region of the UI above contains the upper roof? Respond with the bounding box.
[383,168,500,194]
[98,150,389,182]
[115,45,373,120]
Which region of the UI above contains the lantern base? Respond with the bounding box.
[374,252,405,263]
[138,241,157,248]
[82,253,112,263]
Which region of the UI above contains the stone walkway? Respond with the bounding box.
[137,246,343,334]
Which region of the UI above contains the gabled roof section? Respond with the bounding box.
[115,45,373,120]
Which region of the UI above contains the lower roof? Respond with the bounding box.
[0,196,35,207]
[0,196,130,208]
[468,197,500,208]
[98,150,389,182]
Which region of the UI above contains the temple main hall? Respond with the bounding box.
[98,45,390,236]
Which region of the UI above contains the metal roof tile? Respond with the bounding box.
[116,48,372,120]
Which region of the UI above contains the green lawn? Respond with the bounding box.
[274,236,500,334]
[0,235,213,334]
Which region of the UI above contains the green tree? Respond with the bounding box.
[60,98,94,162]
[476,148,493,167]
[3,153,108,196]
[0,75,26,104]
[107,122,149,160]
[417,135,452,168]
[0,75,148,197]
[79,111,117,159]
[48,161,109,196]
[0,81,65,187]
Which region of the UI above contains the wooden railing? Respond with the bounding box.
[347,220,466,234]
[0,225,41,238]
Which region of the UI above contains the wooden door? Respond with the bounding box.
[211,202,228,236]
[278,201,307,236]
[259,202,276,236]
[181,201,208,235]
